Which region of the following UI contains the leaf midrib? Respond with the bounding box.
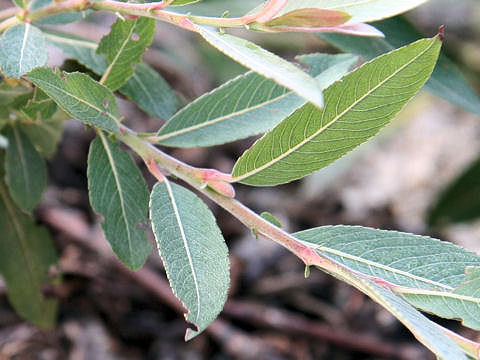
[316,244,454,290]
[12,126,32,200]
[99,132,134,265]
[233,39,435,181]
[18,23,30,75]
[164,180,201,322]
[157,80,292,142]
[30,76,119,125]
[100,19,137,86]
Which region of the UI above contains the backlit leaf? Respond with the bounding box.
[87,132,151,270]
[320,16,480,115]
[97,17,155,90]
[157,54,357,148]
[150,180,229,340]
[232,37,441,186]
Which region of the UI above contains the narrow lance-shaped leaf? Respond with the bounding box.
[354,279,468,359]
[0,23,48,79]
[27,67,120,133]
[196,26,324,108]
[428,153,480,226]
[87,132,151,270]
[150,180,229,340]
[97,17,155,91]
[320,16,480,115]
[0,180,58,329]
[232,37,441,186]
[295,225,480,330]
[4,125,47,210]
[157,54,358,148]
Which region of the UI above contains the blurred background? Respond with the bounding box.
[0,0,479,359]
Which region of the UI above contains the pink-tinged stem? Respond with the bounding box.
[240,0,288,24]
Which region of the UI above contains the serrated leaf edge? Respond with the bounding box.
[232,38,438,183]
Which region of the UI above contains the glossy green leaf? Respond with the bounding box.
[320,16,480,115]
[232,37,441,186]
[268,0,429,23]
[150,180,229,340]
[197,26,324,108]
[97,17,155,91]
[0,181,58,329]
[4,125,47,210]
[120,63,179,120]
[157,54,357,148]
[45,31,108,75]
[0,23,48,79]
[27,67,120,133]
[295,225,480,330]
[87,133,151,270]
[428,155,480,226]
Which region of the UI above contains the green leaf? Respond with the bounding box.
[428,155,480,226]
[355,280,468,360]
[27,67,120,133]
[0,181,58,329]
[120,63,179,120]
[295,225,480,291]
[197,26,324,108]
[399,267,480,331]
[295,225,480,330]
[87,132,151,270]
[157,54,357,148]
[4,125,47,210]
[150,180,229,340]
[232,37,441,186]
[260,212,282,227]
[268,0,429,23]
[45,31,108,75]
[97,17,156,91]
[320,16,480,115]
[19,88,57,121]
[0,23,48,79]
[0,81,31,105]
[20,115,64,159]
